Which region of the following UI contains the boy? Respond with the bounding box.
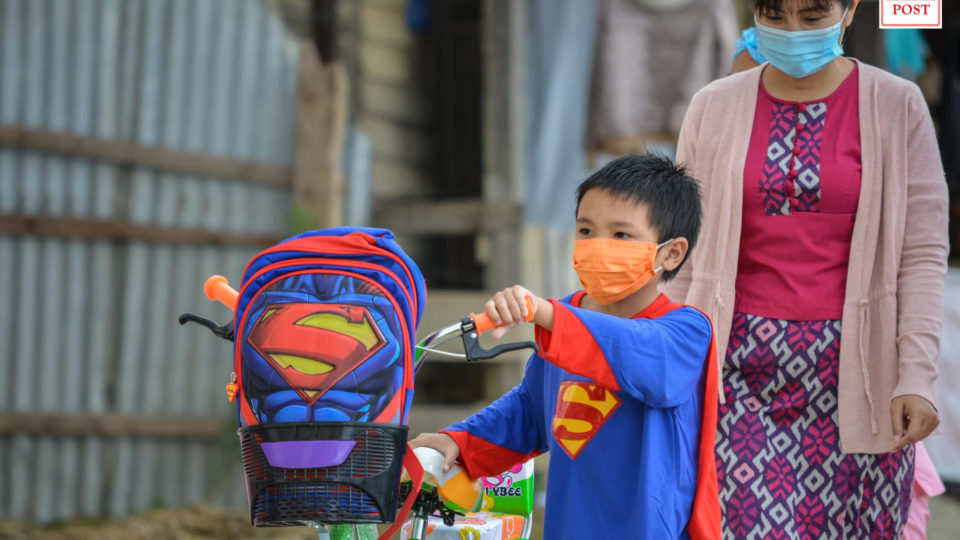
[410,154,720,539]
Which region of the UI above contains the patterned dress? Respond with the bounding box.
[716,64,915,539]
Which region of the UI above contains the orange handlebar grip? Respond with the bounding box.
[204,275,238,311]
[471,296,535,334]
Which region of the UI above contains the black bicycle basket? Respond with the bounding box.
[239,421,408,526]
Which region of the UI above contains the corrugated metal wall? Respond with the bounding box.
[0,0,300,522]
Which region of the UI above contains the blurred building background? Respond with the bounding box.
[0,0,957,536]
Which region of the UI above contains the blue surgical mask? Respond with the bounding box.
[755,9,848,79]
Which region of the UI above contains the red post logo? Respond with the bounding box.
[880,0,942,28]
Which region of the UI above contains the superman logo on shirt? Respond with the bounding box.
[552,381,621,459]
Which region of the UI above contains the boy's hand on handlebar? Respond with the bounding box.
[483,285,553,339]
[409,432,461,473]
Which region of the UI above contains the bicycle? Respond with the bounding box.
[181,276,538,540]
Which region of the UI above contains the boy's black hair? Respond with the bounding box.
[575,153,701,283]
[753,0,852,15]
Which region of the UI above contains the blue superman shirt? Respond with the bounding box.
[443,292,719,539]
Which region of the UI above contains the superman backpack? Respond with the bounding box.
[182,227,427,532]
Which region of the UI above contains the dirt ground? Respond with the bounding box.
[0,502,539,540]
[0,504,316,540]
[1,493,958,539]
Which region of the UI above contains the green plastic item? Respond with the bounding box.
[328,523,379,540]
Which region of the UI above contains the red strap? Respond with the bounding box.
[379,443,424,540]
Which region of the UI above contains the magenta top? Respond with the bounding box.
[734,65,862,320]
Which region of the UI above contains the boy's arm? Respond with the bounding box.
[537,301,711,408]
[439,357,546,480]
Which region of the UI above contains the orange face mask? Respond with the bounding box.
[572,237,673,305]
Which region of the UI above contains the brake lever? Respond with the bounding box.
[178,313,235,342]
[459,316,538,362]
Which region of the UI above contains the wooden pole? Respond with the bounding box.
[0,412,224,439]
[291,40,348,230]
[0,125,291,185]
[481,0,528,396]
[0,215,282,247]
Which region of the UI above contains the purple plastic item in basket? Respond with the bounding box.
[260,440,356,468]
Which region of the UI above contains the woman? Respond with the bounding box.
[664,0,948,537]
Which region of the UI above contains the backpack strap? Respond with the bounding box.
[378,443,425,540]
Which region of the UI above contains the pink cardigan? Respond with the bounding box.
[663,60,949,454]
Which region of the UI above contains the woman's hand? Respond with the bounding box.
[890,394,939,451]
[409,432,461,473]
[483,285,552,339]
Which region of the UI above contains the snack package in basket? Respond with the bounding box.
[478,461,535,516]
[400,512,527,540]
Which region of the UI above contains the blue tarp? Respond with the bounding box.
[524,0,598,227]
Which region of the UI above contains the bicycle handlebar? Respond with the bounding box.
[204,275,238,311]
[203,274,533,334]
[469,296,535,334]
